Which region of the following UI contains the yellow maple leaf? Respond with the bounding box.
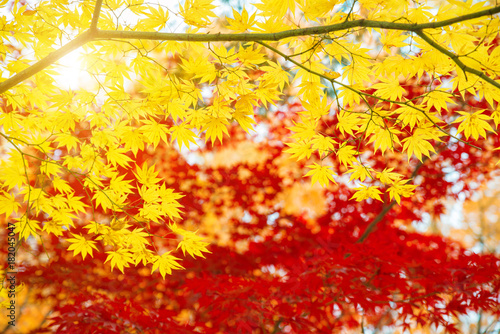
[133,163,161,186]
[350,185,383,202]
[120,128,145,156]
[151,252,184,279]
[233,108,256,134]
[179,0,216,27]
[380,31,409,53]
[288,116,318,141]
[347,164,373,182]
[301,95,331,119]
[254,0,296,18]
[401,129,437,162]
[311,134,336,158]
[66,234,98,260]
[491,108,500,129]
[170,124,198,151]
[169,223,211,258]
[372,76,406,100]
[226,7,256,32]
[387,179,417,204]
[336,111,360,137]
[14,217,40,241]
[367,126,401,154]
[454,110,495,140]
[336,144,358,167]
[65,192,89,214]
[304,163,337,187]
[159,184,184,220]
[55,133,80,151]
[0,192,21,217]
[140,118,170,149]
[423,90,456,113]
[376,168,403,185]
[202,116,230,145]
[43,220,64,236]
[52,177,73,194]
[137,5,169,31]
[396,103,429,130]
[284,140,314,161]
[260,61,290,91]
[105,249,133,273]
[106,145,133,168]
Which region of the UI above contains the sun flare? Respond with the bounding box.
[54,48,88,90]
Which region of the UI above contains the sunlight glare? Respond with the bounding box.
[54,48,89,90]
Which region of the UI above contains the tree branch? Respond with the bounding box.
[355,155,430,245]
[0,5,499,94]
[94,5,500,41]
[0,31,92,94]
[90,0,103,32]
[0,0,103,94]
[355,201,397,244]
[414,30,500,90]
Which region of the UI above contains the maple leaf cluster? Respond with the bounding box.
[2,74,500,331]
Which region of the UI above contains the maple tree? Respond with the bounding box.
[1,0,500,332]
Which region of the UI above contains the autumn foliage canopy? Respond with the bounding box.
[1,0,500,332]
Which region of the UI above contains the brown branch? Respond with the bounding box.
[355,201,397,244]
[415,30,500,91]
[0,0,104,94]
[0,5,499,93]
[0,31,92,94]
[93,6,500,42]
[341,153,433,260]
[90,0,103,32]
[355,156,429,245]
